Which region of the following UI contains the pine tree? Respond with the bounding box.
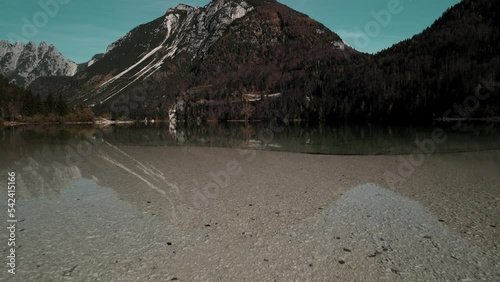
[22,91,35,116]
[45,93,55,114]
[56,93,68,116]
[34,93,44,115]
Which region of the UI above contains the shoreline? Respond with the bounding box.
[2,119,136,127]
[435,116,500,122]
[3,116,500,127]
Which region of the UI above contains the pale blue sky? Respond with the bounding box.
[0,0,460,63]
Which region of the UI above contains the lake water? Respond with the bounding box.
[2,121,500,156]
[0,122,499,280]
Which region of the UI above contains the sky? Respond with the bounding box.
[0,0,460,63]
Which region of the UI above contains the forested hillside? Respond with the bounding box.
[292,0,500,122]
[24,0,500,123]
[0,76,94,123]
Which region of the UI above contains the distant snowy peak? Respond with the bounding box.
[0,40,77,87]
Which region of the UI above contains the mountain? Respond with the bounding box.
[30,0,359,120]
[29,0,500,122]
[77,53,105,72]
[318,0,500,121]
[0,41,78,88]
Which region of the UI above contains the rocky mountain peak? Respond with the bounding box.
[24,0,500,123]
[168,3,196,13]
[38,41,49,52]
[0,40,78,87]
[45,0,352,112]
[26,41,37,49]
[76,0,257,106]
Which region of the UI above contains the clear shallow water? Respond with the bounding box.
[0,123,499,281]
[1,122,499,204]
[1,122,500,155]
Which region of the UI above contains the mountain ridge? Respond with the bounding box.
[0,40,78,88]
[22,0,500,122]
[30,0,356,121]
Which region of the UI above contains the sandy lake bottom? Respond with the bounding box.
[0,143,499,281]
